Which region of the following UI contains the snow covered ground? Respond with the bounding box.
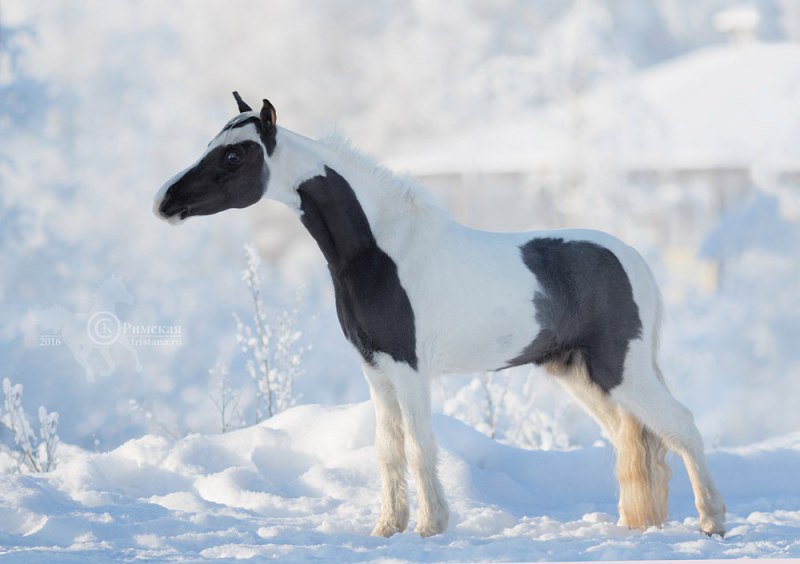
[1,402,799,562]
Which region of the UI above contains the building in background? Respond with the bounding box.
[387,36,800,300]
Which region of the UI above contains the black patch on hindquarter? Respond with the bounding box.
[298,166,417,370]
[159,140,266,220]
[509,237,642,392]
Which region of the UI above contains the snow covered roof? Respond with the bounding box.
[390,43,800,175]
[713,5,761,35]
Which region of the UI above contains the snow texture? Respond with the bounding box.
[0,402,799,562]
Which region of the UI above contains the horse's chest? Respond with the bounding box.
[329,248,418,371]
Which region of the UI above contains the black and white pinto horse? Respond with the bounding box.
[154,93,726,538]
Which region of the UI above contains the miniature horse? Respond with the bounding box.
[154,93,726,538]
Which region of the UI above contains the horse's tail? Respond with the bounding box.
[615,409,671,529]
[620,246,671,528]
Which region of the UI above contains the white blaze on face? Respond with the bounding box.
[207,112,263,150]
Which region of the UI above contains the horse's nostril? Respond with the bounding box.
[159,192,174,214]
[159,192,188,219]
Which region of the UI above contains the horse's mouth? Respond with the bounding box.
[162,206,189,224]
[155,193,190,224]
[156,204,189,225]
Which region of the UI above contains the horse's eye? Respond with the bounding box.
[224,150,241,166]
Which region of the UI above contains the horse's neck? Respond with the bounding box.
[272,128,443,248]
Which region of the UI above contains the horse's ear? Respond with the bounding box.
[260,99,276,131]
[232,91,252,113]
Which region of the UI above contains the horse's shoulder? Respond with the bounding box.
[298,166,419,371]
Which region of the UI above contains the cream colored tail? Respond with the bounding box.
[615,411,671,529]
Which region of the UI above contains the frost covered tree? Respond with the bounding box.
[235,244,307,422]
[1,378,58,473]
[480,371,509,441]
[438,369,574,450]
[208,360,242,433]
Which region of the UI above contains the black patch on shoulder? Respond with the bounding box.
[298,166,417,370]
[219,116,276,156]
[508,237,642,392]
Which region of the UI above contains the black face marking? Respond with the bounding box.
[298,166,417,370]
[220,116,261,135]
[508,237,643,393]
[158,140,266,220]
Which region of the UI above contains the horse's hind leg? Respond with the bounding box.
[611,344,726,536]
[363,364,409,537]
[555,360,669,529]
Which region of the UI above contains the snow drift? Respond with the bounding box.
[0,402,798,561]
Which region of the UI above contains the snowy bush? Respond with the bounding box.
[437,369,576,451]
[1,378,59,473]
[233,244,308,423]
[127,398,179,440]
[207,360,243,433]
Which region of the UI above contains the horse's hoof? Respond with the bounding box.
[371,521,403,537]
[699,512,726,538]
[414,513,449,537]
[415,523,447,538]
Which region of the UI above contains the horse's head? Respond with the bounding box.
[154,92,277,224]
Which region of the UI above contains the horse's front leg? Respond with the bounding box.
[363,364,409,537]
[384,359,449,537]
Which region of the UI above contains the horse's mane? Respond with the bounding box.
[317,130,451,221]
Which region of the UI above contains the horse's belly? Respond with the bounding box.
[395,225,542,375]
[413,264,541,374]
[436,299,539,373]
